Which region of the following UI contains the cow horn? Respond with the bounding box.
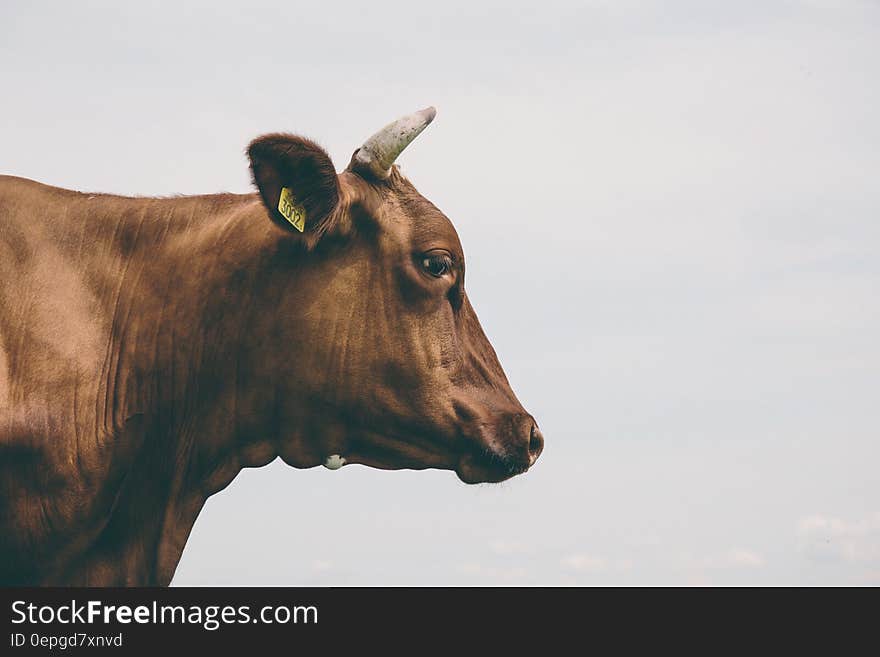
[348,106,437,180]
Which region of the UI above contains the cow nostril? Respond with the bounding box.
[528,423,544,464]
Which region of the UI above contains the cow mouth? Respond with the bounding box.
[455,447,530,485]
[339,428,528,484]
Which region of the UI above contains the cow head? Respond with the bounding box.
[246,108,543,484]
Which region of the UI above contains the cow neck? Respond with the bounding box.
[85,194,291,584]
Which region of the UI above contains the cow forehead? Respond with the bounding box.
[338,169,463,256]
[393,180,463,253]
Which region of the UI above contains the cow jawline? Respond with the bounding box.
[344,429,457,473]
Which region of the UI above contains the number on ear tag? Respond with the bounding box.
[278,187,306,232]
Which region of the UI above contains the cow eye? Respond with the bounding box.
[421,252,454,278]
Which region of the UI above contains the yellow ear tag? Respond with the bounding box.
[278,187,306,232]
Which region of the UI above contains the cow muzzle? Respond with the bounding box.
[455,414,544,484]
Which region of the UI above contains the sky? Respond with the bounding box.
[1,0,878,585]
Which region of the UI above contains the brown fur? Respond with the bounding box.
[0,132,542,586]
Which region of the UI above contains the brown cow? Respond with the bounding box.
[0,108,543,586]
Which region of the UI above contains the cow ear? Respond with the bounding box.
[247,134,340,236]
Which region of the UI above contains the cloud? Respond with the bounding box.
[457,563,528,582]
[692,548,766,570]
[798,512,880,563]
[488,540,532,556]
[562,554,608,573]
[725,549,766,568]
[561,554,633,574]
